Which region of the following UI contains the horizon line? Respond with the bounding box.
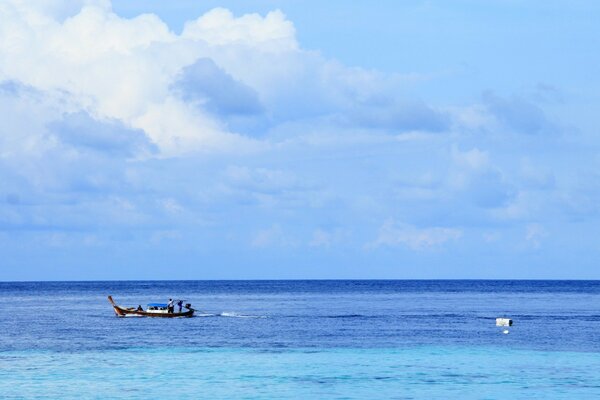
[1,278,599,283]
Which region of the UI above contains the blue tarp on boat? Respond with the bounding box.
[147,303,168,307]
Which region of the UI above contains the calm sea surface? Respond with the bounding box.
[0,280,599,399]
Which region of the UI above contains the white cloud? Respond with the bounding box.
[0,1,294,156]
[1,0,447,160]
[370,220,462,250]
[1,0,592,276]
[181,8,297,51]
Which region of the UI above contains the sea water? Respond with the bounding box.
[0,280,599,399]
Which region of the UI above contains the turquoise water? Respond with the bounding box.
[2,347,599,399]
[1,280,599,398]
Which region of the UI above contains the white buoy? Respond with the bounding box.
[503,329,509,334]
[496,318,513,327]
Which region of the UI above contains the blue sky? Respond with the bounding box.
[1,1,599,280]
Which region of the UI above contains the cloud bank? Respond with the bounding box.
[0,0,596,279]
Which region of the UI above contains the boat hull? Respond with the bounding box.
[108,296,195,318]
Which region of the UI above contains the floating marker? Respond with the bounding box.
[496,318,513,327]
[503,329,510,334]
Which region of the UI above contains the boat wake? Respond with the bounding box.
[219,312,266,318]
[195,312,217,317]
[192,311,267,318]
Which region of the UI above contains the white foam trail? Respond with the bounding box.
[219,312,266,318]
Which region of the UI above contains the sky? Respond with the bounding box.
[1,0,599,280]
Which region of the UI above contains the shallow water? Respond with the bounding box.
[1,280,599,398]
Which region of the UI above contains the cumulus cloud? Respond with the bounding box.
[181,8,297,51]
[1,0,446,159]
[0,2,275,155]
[174,58,263,116]
[1,0,593,279]
[49,111,157,156]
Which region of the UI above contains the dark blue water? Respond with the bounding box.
[1,280,599,352]
[2,280,600,399]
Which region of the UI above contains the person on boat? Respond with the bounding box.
[168,299,174,313]
[137,305,143,311]
[177,300,183,313]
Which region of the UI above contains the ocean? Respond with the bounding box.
[0,280,599,399]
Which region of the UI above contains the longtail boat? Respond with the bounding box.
[108,295,195,318]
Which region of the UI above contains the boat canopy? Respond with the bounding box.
[147,303,168,307]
